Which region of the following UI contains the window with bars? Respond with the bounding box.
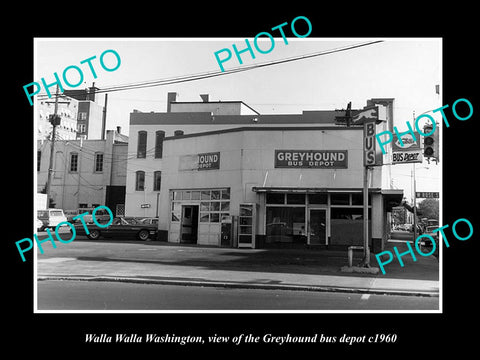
[94,152,104,172]
[69,152,78,172]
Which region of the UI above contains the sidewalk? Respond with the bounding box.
[37,240,440,297]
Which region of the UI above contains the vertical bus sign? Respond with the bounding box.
[364,119,376,166]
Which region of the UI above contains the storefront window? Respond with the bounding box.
[265,207,306,244]
[351,193,363,205]
[331,207,368,220]
[191,191,200,200]
[211,190,221,200]
[221,202,230,211]
[171,188,230,224]
[287,194,305,204]
[266,193,285,204]
[308,193,327,205]
[210,202,220,211]
[220,213,230,221]
[331,193,350,205]
[221,189,230,200]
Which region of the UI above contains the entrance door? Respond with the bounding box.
[308,209,327,245]
[181,205,199,244]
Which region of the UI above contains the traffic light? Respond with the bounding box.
[423,124,439,162]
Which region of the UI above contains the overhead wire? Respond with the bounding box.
[36,40,388,180]
[35,40,384,99]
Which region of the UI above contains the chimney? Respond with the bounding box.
[200,94,209,102]
[88,82,98,102]
[116,126,121,134]
[167,92,177,112]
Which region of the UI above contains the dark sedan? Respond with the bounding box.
[74,217,158,241]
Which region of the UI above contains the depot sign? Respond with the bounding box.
[275,150,348,169]
[392,132,422,164]
[179,152,220,171]
[392,151,423,164]
[198,152,220,170]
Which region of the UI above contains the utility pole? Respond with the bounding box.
[363,165,371,266]
[45,85,61,208]
[101,93,108,140]
[411,111,418,241]
[413,163,417,240]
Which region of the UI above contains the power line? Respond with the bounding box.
[36,40,384,99]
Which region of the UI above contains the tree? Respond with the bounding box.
[417,198,439,220]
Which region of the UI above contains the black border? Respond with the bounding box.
[8,4,478,354]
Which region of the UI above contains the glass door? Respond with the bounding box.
[180,205,198,244]
[238,204,255,248]
[308,208,327,245]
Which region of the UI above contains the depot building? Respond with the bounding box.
[124,93,402,253]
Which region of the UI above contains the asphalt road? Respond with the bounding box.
[37,279,439,311]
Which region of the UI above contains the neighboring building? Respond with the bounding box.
[125,93,402,252]
[37,94,79,141]
[168,93,259,115]
[64,86,105,140]
[37,129,128,214]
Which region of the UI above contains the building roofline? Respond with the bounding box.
[171,100,261,115]
[163,125,362,141]
[130,110,348,126]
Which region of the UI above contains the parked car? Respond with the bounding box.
[74,217,158,240]
[419,225,440,257]
[72,207,112,224]
[63,209,80,223]
[139,217,159,225]
[424,225,439,244]
[37,209,68,229]
[36,218,44,232]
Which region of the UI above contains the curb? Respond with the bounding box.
[37,274,439,298]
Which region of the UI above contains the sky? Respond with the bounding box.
[34,37,442,204]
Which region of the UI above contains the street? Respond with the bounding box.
[37,279,438,311]
[35,232,439,311]
[390,230,414,242]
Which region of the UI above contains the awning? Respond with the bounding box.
[251,186,383,194]
[381,189,404,211]
[251,187,403,210]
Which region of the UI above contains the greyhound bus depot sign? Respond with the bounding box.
[275,150,348,169]
[179,152,220,171]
